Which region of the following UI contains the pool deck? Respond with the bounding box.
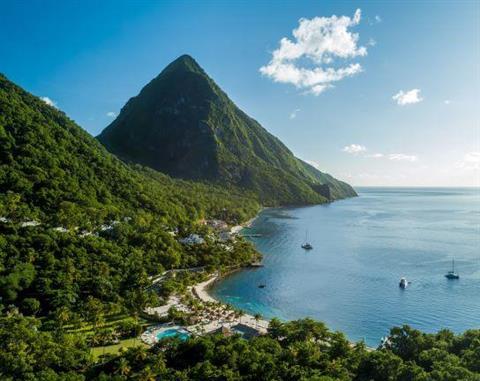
[141,324,188,345]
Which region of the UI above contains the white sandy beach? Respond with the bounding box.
[193,275,270,332]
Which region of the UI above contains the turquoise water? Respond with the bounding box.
[211,187,480,347]
[156,328,190,341]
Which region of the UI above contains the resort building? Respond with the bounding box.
[179,234,205,245]
[20,220,41,227]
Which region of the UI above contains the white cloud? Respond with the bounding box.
[444,99,451,105]
[41,96,57,108]
[388,153,418,162]
[367,38,376,47]
[260,9,367,95]
[366,153,384,158]
[456,152,480,171]
[392,89,423,106]
[465,152,480,163]
[375,15,382,23]
[342,145,418,164]
[289,108,300,119]
[342,144,366,154]
[106,111,117,118]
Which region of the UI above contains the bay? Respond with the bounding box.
[211,187,480,347]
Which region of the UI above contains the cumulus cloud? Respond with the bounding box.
[289,109,300,119]
[366,153,384,158]
[106,111,117,118]
[260,9,367,95]
[456,152,480,171]
[465,152,480,163]
[342,145,418,163]
[342,144,366,154]
[392,89,423,106]
[41,96,57,108]
[388,153,418,162]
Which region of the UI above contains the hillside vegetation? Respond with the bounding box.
[2,315,478,380]
[0,73,260,318]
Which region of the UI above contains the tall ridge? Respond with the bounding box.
[98,55,357,205]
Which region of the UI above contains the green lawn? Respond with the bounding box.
[65,313,141,334]
[91,338,149,361]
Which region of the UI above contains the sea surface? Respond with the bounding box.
[211,187,480,347]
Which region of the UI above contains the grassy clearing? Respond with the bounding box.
[65,313,147,335]
[91,338,149,361]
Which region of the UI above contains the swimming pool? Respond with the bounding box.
[156,328,190,341]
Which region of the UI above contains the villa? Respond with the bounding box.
[20,220,41,227]
[218,231,232,242]
[230,323,261,339]
[179,234,205,245]
[206,219,229,230]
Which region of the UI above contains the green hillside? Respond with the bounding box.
[98,55,357,205]
[0,73,260,315]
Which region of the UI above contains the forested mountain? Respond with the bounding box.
[98,55,357,205]
[0,73,260,317]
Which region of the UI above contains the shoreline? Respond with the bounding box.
[195,207,271,328]
[193,273,270,332]
[229,206,267,234]
[142,210,269,345]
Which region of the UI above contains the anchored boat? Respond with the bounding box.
[301,230,313,250]
[445,259,460,279]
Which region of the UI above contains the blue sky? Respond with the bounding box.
[1,0,478,186]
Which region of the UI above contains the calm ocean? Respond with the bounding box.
[211,187,480,347]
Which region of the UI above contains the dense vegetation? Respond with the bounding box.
[1,315,478,380]
[98,55,357,205]
[0,73,259,318]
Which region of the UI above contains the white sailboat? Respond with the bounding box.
[301,230,313,250]
[445,259,459,279]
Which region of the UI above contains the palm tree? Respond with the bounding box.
[138,366,157,381]
[115,358,131,377]
[56,306,71,329]
[130,346,148,363]
[238,309,245,324]
[254,313,262,329]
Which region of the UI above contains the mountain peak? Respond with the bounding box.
[97,56,357,205]
[164,54,204,75]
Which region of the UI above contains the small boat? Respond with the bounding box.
[258,284,266,288]
[445,259,459,279]
[301,230,313,250]
[399,277,408,289]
